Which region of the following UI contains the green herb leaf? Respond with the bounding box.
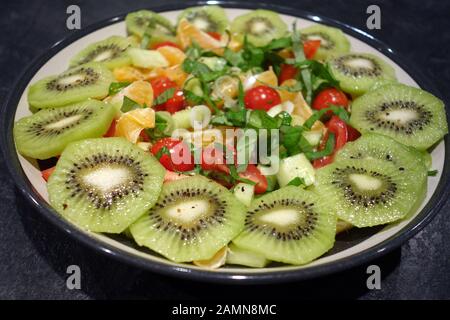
[303,105,350,129]
[121,96,142,113]
[155,146,171,160]
[428,170,438,176]
[264,37,292,51]
[228,164,256,186]
[304,133,335,160]
[109,82,130,96]
[287,177,305,187]
[153,87,175,106]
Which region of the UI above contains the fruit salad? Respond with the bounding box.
[14,6,448,268]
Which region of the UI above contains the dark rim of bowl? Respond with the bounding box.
[1,0,449,284]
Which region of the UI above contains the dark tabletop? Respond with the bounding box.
[0,0,449,300]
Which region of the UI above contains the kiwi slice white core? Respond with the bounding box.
[379,109,418,123]
[165,199,212,223]
[92,50,114,62]
[348,173,383,191]
[44,114,83,130]
[258,209,300,227]
[345,57,375,70]
[82,166,131,193]
[248,19,273,36]
[305,34,330,47]
[48,67,99,91]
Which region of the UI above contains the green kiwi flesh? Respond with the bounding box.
[129,175,246,262]
[300,24,350,61]
[69,36,132,70]
[232,186,336,265]
[125,10,175,38]
[328,53,397,96]
[28,62,114,109]
[14,100,115,160]
[48,137,165,233]
[349,84,448,150]
[315,158,427,227]
[230,10,287,47]
[177,5,229,33]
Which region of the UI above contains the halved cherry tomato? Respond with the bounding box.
[279,64,299,84]
[312,88,349,112]
[151,77,186,113]
[201,144,236,174]
[303,40,321,59]
[207,31,222,41]
[42,166,56,182]
[244,85,281,111]
[151,137,194,172]
[312,116,360,168]
[150,77,177,97]
[103,120,116,137]
[151,41,181,50]
[238,165,268,194]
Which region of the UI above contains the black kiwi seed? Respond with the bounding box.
[65,154,145,210]
[364,100,432,135]
[333,54,382,77]
[46,67,99,92]
[245,200,318,241]
[78,44,126,65]
[332,166,397,207]
[27,108,94,137]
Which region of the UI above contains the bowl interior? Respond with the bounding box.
[12,8,445,275]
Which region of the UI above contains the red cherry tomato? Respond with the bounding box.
[201,144,236,174]
[303,40,321,59]
[279,63,299,84]
[312,88,349,112]
[164,89,186,113]
[207,31,222,41]
[151,77,186,113]
[150,77,177,97]
[151,138,194,172]
[151,41,181,50]
[103,120,116,137]
[238,165,268,194]
[244,86,281,111]
[312,116,360,168]
[327,116,348,151]
[41,166,56,182]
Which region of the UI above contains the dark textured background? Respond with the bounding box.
[0,0,449,300]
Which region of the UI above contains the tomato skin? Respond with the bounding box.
[327,116,348,151]
[303,40,321,59]
[312,88,349,112]
[279,64,299,84]
[150,77,177,97]
[42,166,56,182]
[151,41,181,50]
[207,31,222,41]
[201,144,236,174]
[164,89,186,113]
[238,165,268,194]
[244,86,281,111]
[347,125,361,142]
[103,120,116,137]
[151,77,186,113]
[151,138,194,172]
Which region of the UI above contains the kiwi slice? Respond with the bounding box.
[300,24,350,61]
[230,10,288,47]
[69,36,131,70]
[14,100,115,160]
[336,133,429,174]
[28,62,114,109]
[349,84,448,150]
[125,10,175,38]
[48,137,165,233]
[129,176,246,262]
[315,158,426,227]
[177,5,229,33]
[226,243,269,268]
[232,186,336,265]
[328,53,397,96]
